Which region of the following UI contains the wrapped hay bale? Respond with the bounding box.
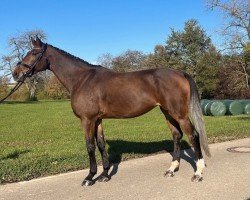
[205,100,226,116]
[239,100,250,115]
[224,100,244,115]
[201,99,210,115]
[244,103,250,115]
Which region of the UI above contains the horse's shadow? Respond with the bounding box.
[105,139,196,179]
[0,149,31,160]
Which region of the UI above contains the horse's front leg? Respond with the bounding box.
[81,117,97,186]
[95,119,110,182]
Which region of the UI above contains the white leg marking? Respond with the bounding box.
[195,159,205,176]
[168,160,179,172]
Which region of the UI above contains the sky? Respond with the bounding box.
[0,0,222,64]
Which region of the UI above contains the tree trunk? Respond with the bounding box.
[25,78,37,101]
[242,59,250,89]
[29,86,36,100]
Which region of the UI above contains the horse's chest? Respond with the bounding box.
[71,92,100,118]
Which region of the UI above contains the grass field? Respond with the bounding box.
[0,100,249,183]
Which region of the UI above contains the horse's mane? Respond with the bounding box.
[48,44,102,68]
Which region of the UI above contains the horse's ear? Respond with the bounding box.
[35,36,43,47]
[31,37,37,47]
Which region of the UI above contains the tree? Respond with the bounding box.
[206,0,250,89]
[98,50,147,72]
[0,29,47,100]
[112,50,147,72]
[165,19,221,97]
[97,53,113,68]
[143,45,169,68]
[0,76,10,99]
[215,55,250,99]
[207,0,249,51]
[0,56,15,76]
[166,20,212,77]
[196,46,221,98]
[44,75,69,99]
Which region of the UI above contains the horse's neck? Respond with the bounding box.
[46,46,91,93]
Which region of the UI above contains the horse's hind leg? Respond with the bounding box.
[161,109,183,177]
[95,120,110,182]
[178,118,204,182]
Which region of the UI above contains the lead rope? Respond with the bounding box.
[0,74,28,103]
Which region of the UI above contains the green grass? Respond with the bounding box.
[0,100,249,183]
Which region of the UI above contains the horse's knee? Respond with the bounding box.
[86,140,96,153]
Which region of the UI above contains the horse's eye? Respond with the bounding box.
[17,61,21,65]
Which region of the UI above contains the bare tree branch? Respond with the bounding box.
[206,0,249,51]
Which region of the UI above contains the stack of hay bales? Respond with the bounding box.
[201,99,250,116]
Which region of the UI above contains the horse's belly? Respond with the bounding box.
[101,95,157,118]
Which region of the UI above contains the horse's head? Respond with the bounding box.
[13,37,49,81]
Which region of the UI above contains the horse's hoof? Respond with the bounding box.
[191,175,203,182]
[98,175,110,182]
[82,179,94,186]
[164,170,174,177]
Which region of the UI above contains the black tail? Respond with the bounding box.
[184,73,211,157]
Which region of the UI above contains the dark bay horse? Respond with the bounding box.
[13,37,210,186]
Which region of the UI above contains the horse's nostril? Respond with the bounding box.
[13,71,18,79]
